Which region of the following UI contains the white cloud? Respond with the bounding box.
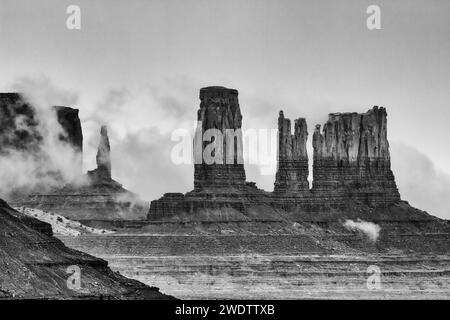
[343,219,381,242]
[391,142,450,220]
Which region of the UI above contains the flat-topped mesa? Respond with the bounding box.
[54,106,83,154]
[274,111,309,194]
[193,86,246,190]
[0,93,83,174]
[312,106,400,205]
[88,125,113,183]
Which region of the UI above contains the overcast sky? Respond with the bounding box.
[0,0,449,218]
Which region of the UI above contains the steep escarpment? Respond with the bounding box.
[149,87,271,219]
[194,86,247,190]
[147,86,449,256]
[0,199,170,299]
[312,107,400,206]
[273,111,309,194]
[150,87,404,221]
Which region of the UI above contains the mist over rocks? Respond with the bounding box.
[0,93,147,221]
[0,93,84,195]
[16,125,148,221]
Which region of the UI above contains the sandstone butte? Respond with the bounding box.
[1,88,450,255]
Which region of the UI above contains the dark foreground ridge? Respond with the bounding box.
[0,198,171,299]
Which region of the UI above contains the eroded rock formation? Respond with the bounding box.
[274,111,309,194]
[88,125,112,183]
[149,88,405,220]
[312,107,400,205]
[149,87,269,219]
[194,86,246,190]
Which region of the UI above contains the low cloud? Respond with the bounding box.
[343,219,381,242]
[391,142,450,220]
[0,76,85,198]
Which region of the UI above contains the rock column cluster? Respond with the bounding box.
[312,107,400,204]
[274,111,309,194]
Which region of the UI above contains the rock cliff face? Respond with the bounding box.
[54,105,83,154]
[312,107,400,205]
[194,86,246,190]
[274,111,309,194]
[149,87,407,220]
[149,87,269,219]
[0,198,170,299]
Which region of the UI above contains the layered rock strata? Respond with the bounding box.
[273,111,309,194]
[193,86,246,190]
[150,87,269,219]
[312,107,400,205]
[149,88,403,220]
[0,198,170,299]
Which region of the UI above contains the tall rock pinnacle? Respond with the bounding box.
[87,125,112,183]
[193,86,246,190]
[274,111,309,193]
[95,125,112,180]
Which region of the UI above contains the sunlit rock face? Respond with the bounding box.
[312,107,400,206]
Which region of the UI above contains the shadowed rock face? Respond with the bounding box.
[194,86,246,190]
[0,93,41,153]
[54,106,83,154]
[274,111,309,194]
[0,198,171,299]
[0,93,83,175]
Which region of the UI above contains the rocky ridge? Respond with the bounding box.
[0,199,170,299]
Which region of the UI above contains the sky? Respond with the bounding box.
[0,0,449,218]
